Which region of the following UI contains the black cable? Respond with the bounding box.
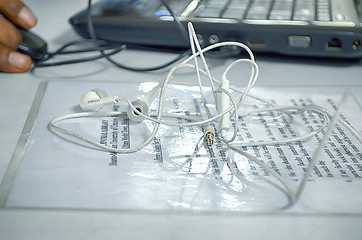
[159,0,189,43]
[32,38,126,69]
[86,0,191,72]
[34,46,125,67]
[38,39,124,63]
[105,49,191,72]
[33,0,191,70]
[49,39,124,55]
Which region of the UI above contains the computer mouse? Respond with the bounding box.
[17,28,48,61]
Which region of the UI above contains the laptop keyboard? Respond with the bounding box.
[194,0,333,22]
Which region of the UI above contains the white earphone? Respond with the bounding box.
[79,83,162,123]
[79,89,118,111]
[48,22,362,207]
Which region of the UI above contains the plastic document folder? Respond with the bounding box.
[0,81,361,214]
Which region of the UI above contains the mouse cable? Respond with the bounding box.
[33,37,190,71]
[33,42,125,68]
[46,39,124,56]
[32,1,191,70]
[85,0,191,72]
[32,37,189,71]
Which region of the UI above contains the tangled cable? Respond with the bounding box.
[49,22,362,206]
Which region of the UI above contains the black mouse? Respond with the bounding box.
[17,29,48,61]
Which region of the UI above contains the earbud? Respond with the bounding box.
[127,99,150,123]
[80,89,118,111]
[80,84,161,122]
[127,83,162,122]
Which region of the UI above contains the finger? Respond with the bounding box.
[0,16,22,49]
[0,44,32,73]
[0,0,37,29]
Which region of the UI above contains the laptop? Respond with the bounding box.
[69,0,362,59]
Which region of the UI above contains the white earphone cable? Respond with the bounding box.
[48,22,361,206]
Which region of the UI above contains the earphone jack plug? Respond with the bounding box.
[204,125,215,146]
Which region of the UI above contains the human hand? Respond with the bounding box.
[0,0,37,73]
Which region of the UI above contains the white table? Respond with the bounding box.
[1,0,361,239]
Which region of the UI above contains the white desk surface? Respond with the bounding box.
[0,0,361,239]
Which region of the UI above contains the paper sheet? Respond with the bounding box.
[2,81,361,213]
